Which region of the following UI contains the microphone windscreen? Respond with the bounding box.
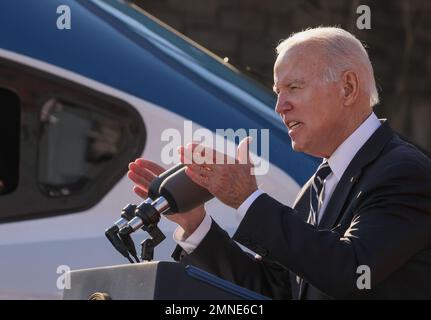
[147,163,184,199]
[160,167,214,212]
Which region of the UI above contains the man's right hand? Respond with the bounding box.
[127,158,206,238]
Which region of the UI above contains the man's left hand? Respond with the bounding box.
[178,137,258,209]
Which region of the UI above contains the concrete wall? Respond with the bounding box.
[135,0,431,153]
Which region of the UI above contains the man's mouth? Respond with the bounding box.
[287,121,302,130]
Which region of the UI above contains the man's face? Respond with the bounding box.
[273,46,344,158]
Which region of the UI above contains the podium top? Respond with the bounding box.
[63,261,270,300]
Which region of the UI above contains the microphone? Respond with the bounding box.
[119,166,214,237]
[160,166,214,213]
[105,163,185,262]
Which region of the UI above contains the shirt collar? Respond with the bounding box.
[325,112,381,181]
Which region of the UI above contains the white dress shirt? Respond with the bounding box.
[174,113,381,253]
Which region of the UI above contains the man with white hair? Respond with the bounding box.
[128,27,431,299]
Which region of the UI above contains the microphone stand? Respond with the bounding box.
[107,163,213,263]
[140,223,166,262]
[119,197,169,262]
[106,164,185,263]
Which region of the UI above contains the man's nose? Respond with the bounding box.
[275,94,292,114]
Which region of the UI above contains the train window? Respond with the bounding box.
[38,98,123,197]
[0,87,20,195]
[0,57,145,223]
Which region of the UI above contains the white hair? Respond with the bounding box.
[276,27,379,107]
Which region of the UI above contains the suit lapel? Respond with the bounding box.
[318,120,394,230]
[317,168,362,230]
[296,120,394,299]
[293,177,313,221]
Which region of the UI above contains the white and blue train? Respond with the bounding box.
[0,0,318,298]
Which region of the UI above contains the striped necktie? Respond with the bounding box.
[309,161,332,226]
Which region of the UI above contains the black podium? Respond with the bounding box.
[63,261,270,300]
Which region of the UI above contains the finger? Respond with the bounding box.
[187,143,203,154]
[127,170,151,188]
[186,143,218,165]
[182,143,200,164]
[185,167,210,189]
[179,146,194,165]
[182,147,217,172]
[182,143,203,165]
[178,146,186,163]
[182,149,195,165]
[133,185,148,199]
[181,152,211,175]
[135,158,166,175]
[237,136,253,165]
[192,145,215,165]
[129,163,157,181]
[198,143,234,165]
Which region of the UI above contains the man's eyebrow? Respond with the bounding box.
[273,78,305,92]
[288,79,305,86]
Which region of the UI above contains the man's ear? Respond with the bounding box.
[341,70,360,106]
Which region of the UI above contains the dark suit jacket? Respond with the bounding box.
[172,121,431,299]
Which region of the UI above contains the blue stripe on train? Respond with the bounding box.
[0,0,318,185]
